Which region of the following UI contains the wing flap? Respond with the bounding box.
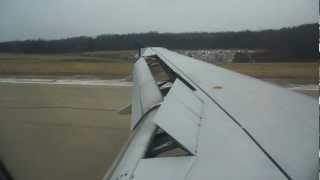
[131,57,163,129]
[133,157,194,180]
[153,79,203,154]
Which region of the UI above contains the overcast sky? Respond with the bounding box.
[0,0,317,42]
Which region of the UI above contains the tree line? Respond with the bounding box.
[0,23,318,59]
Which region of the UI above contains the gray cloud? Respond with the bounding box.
[0,0,317,42]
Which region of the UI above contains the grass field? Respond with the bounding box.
[0,52,317,80]
[0,51,135,78]
[0,60,132,77]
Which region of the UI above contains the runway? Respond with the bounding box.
[0,82,131,180]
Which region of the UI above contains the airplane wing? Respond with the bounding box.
[103,47,318,180]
